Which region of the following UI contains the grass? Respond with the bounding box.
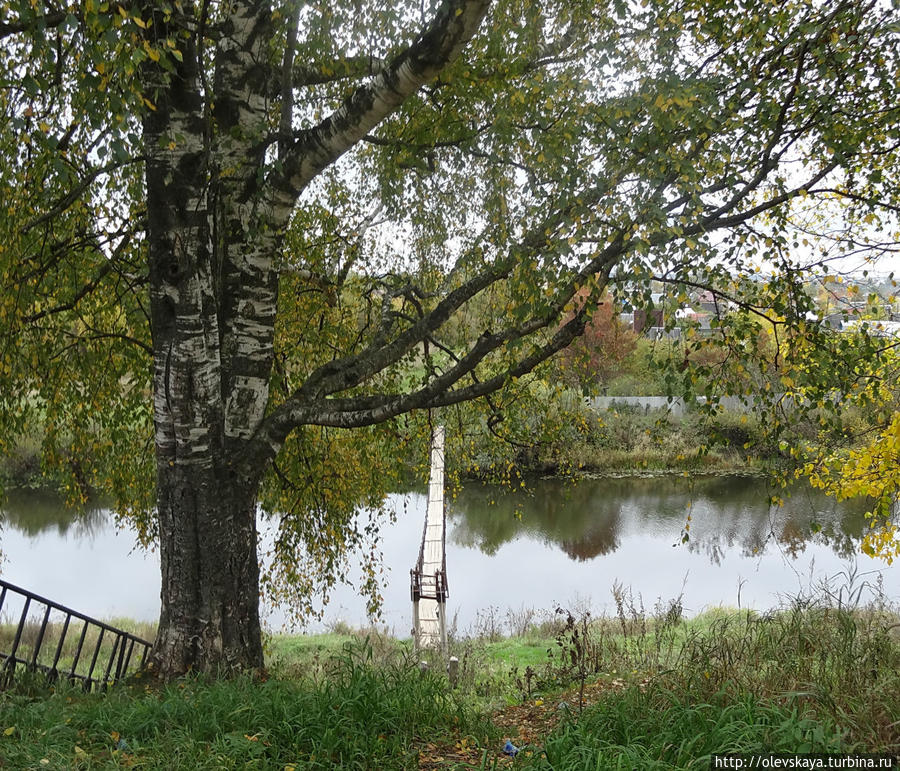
[268,592,900,762]
[520,689,853,770]
[1,592,899,769]
[552,407,770,474]
[509,594,900,765]
[266,625,556,708]
[0,614,156,688]
[0,638,492,769]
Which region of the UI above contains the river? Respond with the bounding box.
[0,475,895,636]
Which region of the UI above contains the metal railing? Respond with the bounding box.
[0,578,152,691]
[409,566,448,603]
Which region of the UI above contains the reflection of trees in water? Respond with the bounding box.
[685,491,863,566]
[559,518,619,561]
[449,480,625,559]
[0,490,109,539]
[3,477,871,565]
[450,475,871,566]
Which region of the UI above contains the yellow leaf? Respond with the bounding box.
[144,41,160,62]
[3,726,14,736]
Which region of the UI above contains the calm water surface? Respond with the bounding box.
[1,476,895,634]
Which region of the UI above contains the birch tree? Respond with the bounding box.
[1,0,897,676]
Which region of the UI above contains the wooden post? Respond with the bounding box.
[447,656,459,688]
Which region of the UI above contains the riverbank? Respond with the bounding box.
[448,402,785,485]
[0,405,779,496]
[2,601,898,768]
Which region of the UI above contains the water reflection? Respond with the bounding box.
[1,489,108,539]
[0,476,894,632]
[449,476,868,565]
[0,490,159,623]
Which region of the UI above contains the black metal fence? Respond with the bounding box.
[0,578,152,691]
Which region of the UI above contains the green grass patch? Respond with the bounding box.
[511,598,900,762]
[520,688,852,769]
[2,596,898,768]
[0,638,492,770]
[0,616,157,687]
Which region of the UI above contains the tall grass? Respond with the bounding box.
[521,689,852,770]
[0,637,491,769]
[513,587,900,763]
[2,590,898,768]
[0,614,156,687]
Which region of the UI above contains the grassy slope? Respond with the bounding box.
[1,604,898,769]
[0,640,491,770]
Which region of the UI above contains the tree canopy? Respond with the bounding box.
[0,0,898,674]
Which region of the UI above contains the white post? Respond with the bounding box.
[447,655,459,688]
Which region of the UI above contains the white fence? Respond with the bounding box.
[586,395,755,416]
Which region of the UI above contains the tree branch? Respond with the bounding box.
[279,0,302,157]
[262,301,594,433]
[23,241,123,323]
[20,154,147,235]
[292,54,388,88]
[0,10,67,39]
[284,175,618,405]
[0,1,131,40]
[268,0,492,203]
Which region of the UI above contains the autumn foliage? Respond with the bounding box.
[558,290,637,389]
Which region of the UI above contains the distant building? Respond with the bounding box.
[633,307,664,333]
[843,319,900,337]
